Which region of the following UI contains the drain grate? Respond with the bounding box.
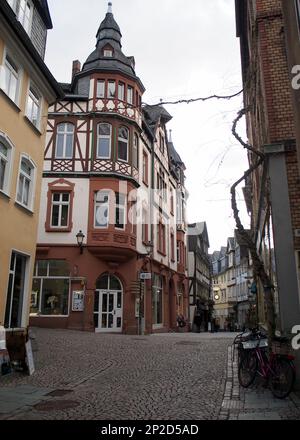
[46,389,73,397]
[34,400,79,411]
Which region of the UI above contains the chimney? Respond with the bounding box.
[72,60,81,80]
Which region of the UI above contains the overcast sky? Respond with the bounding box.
[46,0,249,252]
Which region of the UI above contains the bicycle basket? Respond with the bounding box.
[242,339,268,350]
[272,340,292,356]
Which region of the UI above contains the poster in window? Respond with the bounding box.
[72,291,85,312]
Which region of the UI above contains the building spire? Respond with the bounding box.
[108,2,112,14]
[169,129,173,143]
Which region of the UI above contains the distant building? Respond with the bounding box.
[187,222,211,332]
[211,232,253,331]
[0,1,62,335]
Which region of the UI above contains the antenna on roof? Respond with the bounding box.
[108,2,113,13]
[169,129,173,142]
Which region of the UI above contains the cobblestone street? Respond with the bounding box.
[0,329,234,420]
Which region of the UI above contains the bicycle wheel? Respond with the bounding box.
[238,350,257,388]
[269,356,295,399]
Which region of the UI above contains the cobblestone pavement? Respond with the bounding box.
[0,328,235,420]
[220,346,300,420]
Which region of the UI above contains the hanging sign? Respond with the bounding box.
[72,291,85,312]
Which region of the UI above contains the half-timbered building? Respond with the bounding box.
[31,3,189,334]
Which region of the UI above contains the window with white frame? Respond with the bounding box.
[127,86,133,105]
[118,127,129,162]
[97,123,111,159]
[16,156,35,209]
[115,193,126,230]
[2,53,20,103]
[51,193,70,228]
[133,133,139,169]
[0,136,13,194]
[95,190,110,228]
[104,49,113,57]
[55,123,74,159]
[18,0,33,35]
[108,80,116,98]
[118,82,125,101]
[26,83,41,128]
[31,260,70,316]
[97,80,105,98]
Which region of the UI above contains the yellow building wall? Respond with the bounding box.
[0,36,49,327]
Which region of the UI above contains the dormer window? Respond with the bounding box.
[104,49,113,57]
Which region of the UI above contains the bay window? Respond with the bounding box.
[118,127,129,162]
[115,193,126,229]
[133,133,139,168]
[108,80,116,98]
[118,82,125,101]
[95,190,110,228]
[152,274,163,326]
[97,80,105,98]
[55,123,74,159]
[97,123,111,159]
[127,86,133,105]
[16,155,35,210]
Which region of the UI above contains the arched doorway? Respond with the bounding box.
[94,274,123,333]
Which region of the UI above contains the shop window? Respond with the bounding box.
[97,123,111,159]
[152,274,163,326]
[5,252,28,328]
[31,260,70,316]
[16,155,36,211]
[55,123,74,159]
[118,126,129,162]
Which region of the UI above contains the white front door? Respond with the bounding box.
[94,289,123,333]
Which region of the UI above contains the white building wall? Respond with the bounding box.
[37,178,90,245]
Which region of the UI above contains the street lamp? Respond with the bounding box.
[76,230,85,254]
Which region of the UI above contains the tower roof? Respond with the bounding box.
[81,2,145,91]
[96,2,122,48]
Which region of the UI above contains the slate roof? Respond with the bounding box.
[33,0,53,29]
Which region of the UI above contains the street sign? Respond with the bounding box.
[140,272,151,280]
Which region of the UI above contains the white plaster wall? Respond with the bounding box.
[37,178,89,245]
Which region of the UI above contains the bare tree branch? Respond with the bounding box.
[231,108,276,341]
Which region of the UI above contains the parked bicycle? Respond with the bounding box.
[236,328,296,399]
